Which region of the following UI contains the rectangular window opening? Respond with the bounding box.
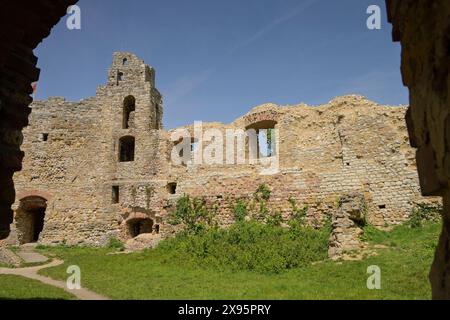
[40,133,49,142]
[112,186,120,204]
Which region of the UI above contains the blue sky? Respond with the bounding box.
[34,0,406,129]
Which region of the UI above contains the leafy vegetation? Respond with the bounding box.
[36,221,440,300]
[408,203,442,228]
[288,196,308,226]
[254,184,271,201]
[168,195,216,234]
[107,237,125,251]
[233,199,249,222]
[158,220,330,274]
[164,184,328,274]
[170,184,306,232]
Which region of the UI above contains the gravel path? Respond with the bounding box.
[0,249,110,300]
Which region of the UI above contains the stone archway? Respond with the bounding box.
[0,1,77,240]
[120,211,161,241]
[15,196,47,244]
[127,218,153,239]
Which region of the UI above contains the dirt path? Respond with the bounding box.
[0,252,110,300]
[16,244,49,264]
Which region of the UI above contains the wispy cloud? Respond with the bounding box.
[344,70,400,94]
[166,0,318,105]
[332,69,408,105]
[228,0,319,54]
[165,68,214,105]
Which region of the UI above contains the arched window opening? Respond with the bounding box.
[117,72,124,83]
[246,120,277,159]
[122,58,128,66]
[123,96,136,129]
[167,182,177,195]
[119,136,135,162]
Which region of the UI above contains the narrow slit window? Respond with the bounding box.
[40,133,49,142]
[123,96,136,129]
[112,186,120,204]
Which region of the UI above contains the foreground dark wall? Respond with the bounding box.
[387,0,450,299]
[0,1,77,239]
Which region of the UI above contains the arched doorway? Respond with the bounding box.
[127,218,153,238]
[15,196,47,244]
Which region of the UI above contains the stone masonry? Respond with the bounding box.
[328,193,368,259]
[2,52,439,252]
[386,0,450,299]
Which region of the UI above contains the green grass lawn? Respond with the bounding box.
[36,222,440,300]
[0,275,75,300]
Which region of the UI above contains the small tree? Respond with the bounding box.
[408,203,442,228]
[252,184,273,223]
[169,195,214,234]
[288,197,308,226]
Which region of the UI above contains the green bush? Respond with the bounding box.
[169,195,215,234]
[257,201,270,221]
[266,211,283,227]
[233,199,248,222]
[107,237,125,251]
[254,184,271,201]
[288,197,308,226]
[157,220,330,274]
[408,203,442,228]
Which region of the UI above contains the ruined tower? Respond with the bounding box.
[96,52,164,179]
[94,52,166,242]
[106,52,162,130]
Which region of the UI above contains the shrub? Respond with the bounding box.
[169,195,215,234]
[233,199,248,222]
[254,184,271,201]
[408,203,442,228]
[157,220,330,274]
[266,211,283,227]
[257,201,270,221]
[288,197,308,226]
[107,237,125,251]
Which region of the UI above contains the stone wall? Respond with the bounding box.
[166,95,433,230]
[328,193,367,259]
[10,97,117,245]
[0,0,78,239]
[6,52,439,250]
[386,0,450,299]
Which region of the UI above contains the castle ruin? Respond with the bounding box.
[3,52,437,254]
